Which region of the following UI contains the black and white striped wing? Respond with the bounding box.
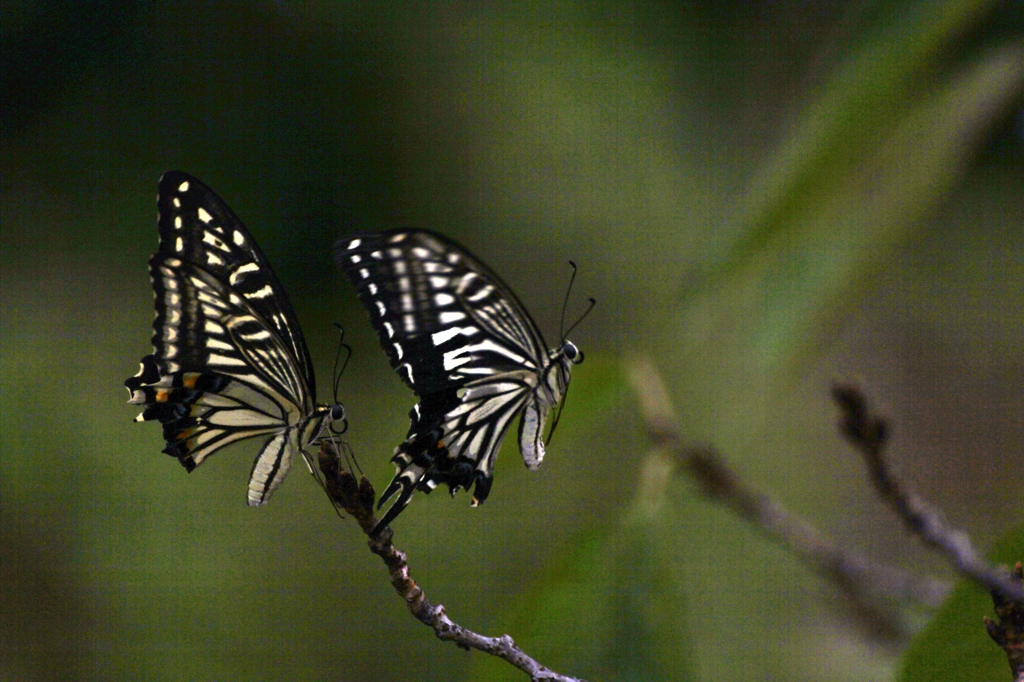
[336,230,549,390]
[152,171,317,395]
[334,229,552,527]
[126,172,317,505]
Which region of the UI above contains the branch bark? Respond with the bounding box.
[831,383,1024,604]
[316,441,585,682]
[625,357,950,643]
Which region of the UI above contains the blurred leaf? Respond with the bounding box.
[469,452,694,682]
[898,524,1024,682]
[669,1,1024,431]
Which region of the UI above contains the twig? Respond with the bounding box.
[831,384,1024,604]
[317,441,585,682]
[986,563,1024,682]
[625,357,950,641]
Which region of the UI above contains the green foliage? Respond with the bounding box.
[899,525,1024,682]
[470,454,693,682]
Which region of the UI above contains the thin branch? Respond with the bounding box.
[317,442,585,682]
[831,383,1024,604]
[626,357,950,642]
[985,563,1024,682]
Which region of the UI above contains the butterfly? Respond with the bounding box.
[335,229,588,530]
[125,171,345,506]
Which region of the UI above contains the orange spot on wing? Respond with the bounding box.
[183,373,201,388]
[156,390,170,402]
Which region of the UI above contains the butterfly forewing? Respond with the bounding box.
[153,170,317,397]
[336,231,548,392]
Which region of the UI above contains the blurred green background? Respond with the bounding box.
[3,1,1023,680]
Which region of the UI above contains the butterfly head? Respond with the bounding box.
[545,339,583,405]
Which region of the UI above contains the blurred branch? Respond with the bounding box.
[832,384,1024,605]
[985,562,1024,682]
[626,356,950,642]
[316,442,585,682]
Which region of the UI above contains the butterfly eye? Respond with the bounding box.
[562,341,583,364]
[330,403,346,421]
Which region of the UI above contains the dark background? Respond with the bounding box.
[3,1,1023,680]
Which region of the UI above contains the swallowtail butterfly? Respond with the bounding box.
[335,229,585,530]
[125,171,344,505]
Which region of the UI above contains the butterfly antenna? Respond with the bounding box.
[559,261,579,340]
[325,323,362,475]
[331,323,352,406]
[562,297,596,339]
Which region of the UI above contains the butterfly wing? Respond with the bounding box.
[126,172,319,504]
[335,229,552,527]
[152,170,317,396]
[336,230,549,387]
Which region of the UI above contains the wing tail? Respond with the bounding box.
[374,450,428,533]
[373,439,496,533]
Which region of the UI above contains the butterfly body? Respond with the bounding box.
[126,171,342,505]
[335,229,583,529]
